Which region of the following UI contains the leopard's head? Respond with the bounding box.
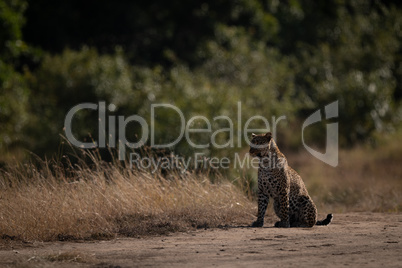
[249,132,272,158]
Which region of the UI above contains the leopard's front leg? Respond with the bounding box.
[274,185,290,228]
[251,191,269,227]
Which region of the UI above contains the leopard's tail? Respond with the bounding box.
[316,214,333,226]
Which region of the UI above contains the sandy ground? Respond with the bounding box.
[1,213,401,268]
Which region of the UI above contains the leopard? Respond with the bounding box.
[249,132,333,228]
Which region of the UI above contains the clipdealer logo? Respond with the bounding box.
[64,101,338,168]
[302,101,338,167]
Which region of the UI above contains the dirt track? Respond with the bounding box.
[1,213,401,267]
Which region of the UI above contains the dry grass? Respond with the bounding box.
[287,134,402,213]
[0,156,254,243]
[1,132,401,244]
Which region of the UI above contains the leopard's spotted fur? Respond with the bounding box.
[249,132,332,228]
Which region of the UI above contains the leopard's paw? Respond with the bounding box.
[251,220,264,227]
[274,221,290,228]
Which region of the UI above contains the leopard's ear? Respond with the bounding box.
[265,132,272,138]
[251,133,256,138]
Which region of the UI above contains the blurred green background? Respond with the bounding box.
[1,0,401,164]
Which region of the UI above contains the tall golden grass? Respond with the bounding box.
[287,133,402,213]
[1,131,401,243]
[0,155,253,242]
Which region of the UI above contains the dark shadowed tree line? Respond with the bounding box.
[1,0,401,163]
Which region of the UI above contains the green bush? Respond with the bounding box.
[1,0,402,164]
[24,48,133,157]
